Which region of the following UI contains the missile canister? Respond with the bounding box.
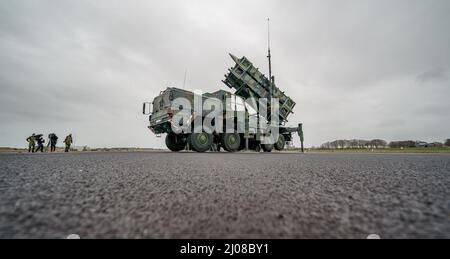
[223,54,296,123]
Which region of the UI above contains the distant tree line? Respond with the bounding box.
[321,139,388,149]
[321,139,450,149]
[389,140,447,148]
[387,141,416,148]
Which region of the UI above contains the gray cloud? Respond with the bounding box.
[417,67,447,83]
[1,0,450,148]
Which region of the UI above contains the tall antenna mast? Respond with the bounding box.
[267,18,272,86]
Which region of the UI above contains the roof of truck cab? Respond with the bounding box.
[164,87,232,97]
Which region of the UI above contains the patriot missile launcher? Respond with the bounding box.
[143,19,304,152]
[223,54,296,124]
[143,52,304,153]
[143,20,304,153]
[222,53,303,151]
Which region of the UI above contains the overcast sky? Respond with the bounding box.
[1,0,449,148]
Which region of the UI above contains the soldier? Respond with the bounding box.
[64,134,73,152]
[48,133,58,152]
[26,134,36,153]
[35,134,45,152]
[299,123,304,153]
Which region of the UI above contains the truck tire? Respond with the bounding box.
[274,134,286,151]
[165,134,186,152]
[189,132,213,152]
[221,133,241,152]
[261,143,274,152]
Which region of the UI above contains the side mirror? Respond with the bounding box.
[143,102,152,115]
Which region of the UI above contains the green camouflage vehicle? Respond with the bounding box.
[143,54,303,153]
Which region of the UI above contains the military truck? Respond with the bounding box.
[143,54,303,153]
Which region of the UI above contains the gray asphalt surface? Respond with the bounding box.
[0,151,449,239]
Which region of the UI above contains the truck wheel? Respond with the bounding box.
[274,135,286,151]
[261,143,274,152]
[221,133,241,152]
[165,134,186,152]
[189,132,213,152]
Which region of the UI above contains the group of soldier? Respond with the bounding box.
[26,133,73,153]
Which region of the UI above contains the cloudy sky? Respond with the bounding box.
[1,0,449,148]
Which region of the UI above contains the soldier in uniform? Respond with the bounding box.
[48,133,58,152]
[64,134,73,152]
[26,134,36,153]
[35,134,45,152]
[298,123,304,153]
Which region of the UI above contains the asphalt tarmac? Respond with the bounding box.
[0,151,449,238]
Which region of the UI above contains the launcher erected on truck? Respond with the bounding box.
[224,54,296,123]
[144,18,303,153]
[223,53,302,150]
[143,53,304,153]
